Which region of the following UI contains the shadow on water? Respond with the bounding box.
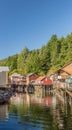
[0,89,72,130]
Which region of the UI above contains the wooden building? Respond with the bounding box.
[10,73,26,85]
[34,76,45,85]
[42,77,53,86]
[61,61,72,75]
[26,73,39,85]
[54,61,72,80]
[0,66,9,86]
[34,76,53,96]
[34,76,53,86]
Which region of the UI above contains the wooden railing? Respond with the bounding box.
[53,80,72,91]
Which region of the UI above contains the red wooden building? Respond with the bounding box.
[34,76,53,86]
[26,73,39,85]
[34,76,53,91]
[42,77,53,86]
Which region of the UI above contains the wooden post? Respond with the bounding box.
[64,90,66,104]
[69,96,72,105]
[6,71,8,85]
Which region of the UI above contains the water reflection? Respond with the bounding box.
[10,92,56,130]
[0,91,72,130]
[10,92,56,108]
[0,104,9,121]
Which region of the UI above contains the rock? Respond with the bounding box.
[0,89,12,104]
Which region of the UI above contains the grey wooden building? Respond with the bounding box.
[0,66,9,86]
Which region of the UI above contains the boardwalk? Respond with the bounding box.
[53,80,72,104]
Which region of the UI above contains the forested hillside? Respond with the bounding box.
[0,33,72,75]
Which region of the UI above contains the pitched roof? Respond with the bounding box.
[34,76,45,85]
[54,60,72,75]
[61,60,72,69]
[10,73,21,77]
[35,76,46,81]
[0,66,9,72]
[27,73,35,77]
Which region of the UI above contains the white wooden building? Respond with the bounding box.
[0,66,9,86]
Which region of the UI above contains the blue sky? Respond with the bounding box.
[0,0,72,59]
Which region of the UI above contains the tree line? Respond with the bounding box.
[0,33,72,75]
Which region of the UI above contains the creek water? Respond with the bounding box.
[0,92,72,130]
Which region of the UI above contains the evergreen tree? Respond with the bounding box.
[17,47,29,74]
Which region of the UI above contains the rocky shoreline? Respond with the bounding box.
[0,89,13,104]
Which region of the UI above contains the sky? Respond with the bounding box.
[0,0,72,59]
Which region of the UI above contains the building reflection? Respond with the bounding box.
[10,90,56,108]
[10,92,70,129]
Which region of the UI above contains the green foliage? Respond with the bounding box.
[25,49,40,74]
[0,54,18,74]
[0,33,72,75]
[5,54,18,73]
[17,47,29,74]
[39,45,51,74]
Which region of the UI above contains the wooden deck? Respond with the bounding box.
[53,80,72,99]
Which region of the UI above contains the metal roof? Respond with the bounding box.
[0,66,9,72]
[10,73,21,77]
[27,73,37,77]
